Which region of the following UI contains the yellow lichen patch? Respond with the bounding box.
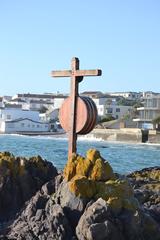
[76,156,93,177]
[149,170,160,181]
[96,179,133,199]
[130,169,160,181]
[0,152,24,178]
[95,179,137,211]
[64,161,77,181]
[29,155,49,174]
[69,175,97,198]
[86,149,101,163]
[106,197,122,212]
[63,149,140,213]
[64,153,78,181]
[143,183,160,192]
[89,158,115,181]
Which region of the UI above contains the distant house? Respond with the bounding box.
[0,118,49,133]
[108,92,142,100]
[0,104,49,133]
[9,98,29,109]
[53,95,67,109]
[133,95,160,129]
[81,91,103,98]
[12,93,55,103]
[81,92,115,116]
[0,97,3,108]
[12,93,68,112]
[29,99,53,111]
[2,96,12,103]
[105,104,133,119]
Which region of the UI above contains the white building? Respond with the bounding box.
[133,95,160,129]
[0,118,49,133]
[53,96,67,109]
[12,93,55,103]
[0,104,49,133]
[108,92,142,100]
[105,104,133,119]
[29,99,53,111]
[9,98,29,109]
[2,96,12,103]
[0,97,3,108]
[39,109,59,122]
[12,93,67,112]
[81,92,116,116]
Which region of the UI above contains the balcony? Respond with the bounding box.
[137,107,160,111]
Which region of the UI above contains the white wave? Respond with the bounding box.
[28,134,68,141]
[78,134,104,142]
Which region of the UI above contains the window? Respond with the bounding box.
[7,115,11,120]
[106,108,112,114]
[21,123,25,127]
[8,123,15,128]
[28,124,30,127]
[37,125,39,128]
[116,108,120,112]
[32,124,35,127]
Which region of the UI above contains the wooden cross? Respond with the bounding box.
[51,57,102,158]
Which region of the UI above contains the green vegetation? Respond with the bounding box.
[117,98,143,107]
[152,116,160,130]
[152,115,160,124]
[99,115,115,123]
[39,106,48,113]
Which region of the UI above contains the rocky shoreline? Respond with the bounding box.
[0,150,159,240]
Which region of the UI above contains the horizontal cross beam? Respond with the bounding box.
[51,69,102,78]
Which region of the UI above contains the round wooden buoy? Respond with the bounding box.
[77,96,93,134]
[59,96,97,134]
[82,97,97,134]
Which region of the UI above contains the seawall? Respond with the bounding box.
[89,128,142,143]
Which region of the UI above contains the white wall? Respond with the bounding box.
[105,105,133,119]
[53,98,66,109]
[97,105,105,116]
[0,121,5,132]
[39,109,59,122]
[3,119,49,133]
[0,108,40,121]
[92,98,107,106]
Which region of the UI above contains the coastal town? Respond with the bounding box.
[0,90,160,143]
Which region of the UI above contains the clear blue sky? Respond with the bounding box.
[0,0,160,96]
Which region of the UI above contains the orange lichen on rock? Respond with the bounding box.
[69,175,97,198]
[64,149,115,182]
[63,149,140,212]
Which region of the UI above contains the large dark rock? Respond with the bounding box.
[4,179,74,240]
[54,179,90,228]
[127,166,160,224]
[76,198,160,240]
[0,152,57,221]
[0,151,160,240]
[76,198,123,240]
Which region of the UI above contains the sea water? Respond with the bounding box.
[0,134,159,174]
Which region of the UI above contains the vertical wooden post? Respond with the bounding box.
[68,58,79,157]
